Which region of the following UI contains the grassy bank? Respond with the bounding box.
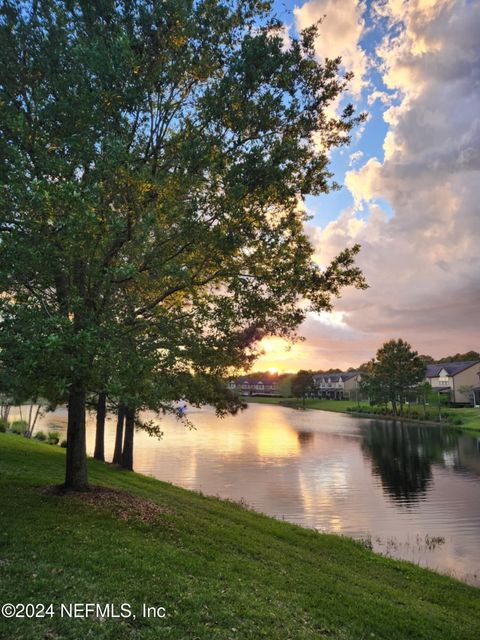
[0,434,479,639]
[247,397,480,433]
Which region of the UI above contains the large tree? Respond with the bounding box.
[362,339,426,415]
[0,0,366,489]
[291,370,314,407]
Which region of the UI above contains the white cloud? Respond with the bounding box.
[294,0,368,96]
[367,90,397,106]
[308,0,480,364]
[348,150,364,166]
[345,158,382,206]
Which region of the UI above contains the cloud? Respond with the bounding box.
[255,312,371,371]
[348,150,364,167]
[294,0,368,96]
[344,158,382,206]
[367,90,397,106]
[307,0,480,364]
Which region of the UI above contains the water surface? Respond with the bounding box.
[28,403,480,585]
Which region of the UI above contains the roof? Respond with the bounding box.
[426,361,480,378]
[230,377,277,387]
[313,371,360,383]
[341,371,360,382]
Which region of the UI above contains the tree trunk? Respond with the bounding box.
[93,391,107,462]
[65,386,88,490]
[31,404,41,433]
[121,406,135,471]
[27,403,34,438]
[112,403,125,465]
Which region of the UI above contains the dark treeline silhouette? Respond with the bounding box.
[359,421,458,503]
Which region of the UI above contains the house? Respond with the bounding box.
[475,370,480,407]
[313,371,362,400]
[425,361,480,405]
[227,377,280,397]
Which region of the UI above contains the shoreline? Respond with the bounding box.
[295,406,451,428]
[1,432,479,640]
[246,397,480,434]
[3,429,479,585]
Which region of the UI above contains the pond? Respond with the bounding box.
[28,403,480,586]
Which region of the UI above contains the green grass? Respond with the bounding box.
[244,396,285,404]
[247,397,480,433]
[302,399,368,413]
[0,434,479,640]
[247,397,369,412]
[446,406,480,432]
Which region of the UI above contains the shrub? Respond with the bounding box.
[60,439,67,448]
[47,431,60,445]
[34,431,47,441]
[9,420,28,435]
[0,418,7,433]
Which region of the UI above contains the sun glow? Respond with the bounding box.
[253,337,310,373]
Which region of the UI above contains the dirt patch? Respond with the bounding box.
[39,485,172,525]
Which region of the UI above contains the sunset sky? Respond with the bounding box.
[256,0,480,372]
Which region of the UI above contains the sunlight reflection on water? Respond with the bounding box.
[21,402,480,586]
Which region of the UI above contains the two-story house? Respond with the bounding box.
[313,371,362,400]
[227,377,279,397]
[425,360,480,404]
[475,370,480,407]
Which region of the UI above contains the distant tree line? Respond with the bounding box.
[278,349,480,380]
[418,351,480,364]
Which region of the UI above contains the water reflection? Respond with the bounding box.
[359,422,458,503]
[18,403,480,585]
[256,421,300,458]
[456,435,480,475]
[297,431,314,449]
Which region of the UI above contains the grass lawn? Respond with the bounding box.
[245,397,367,412]
[243,396,285,405]
[0,434,479,639]
[246,397,480,434]
[446,406,480,433]
[247,397,369,412]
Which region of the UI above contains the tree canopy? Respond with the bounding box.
[361,339,426,415]
[291,370,314,404]
[0,0,367,488]
[437,351,480,363]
